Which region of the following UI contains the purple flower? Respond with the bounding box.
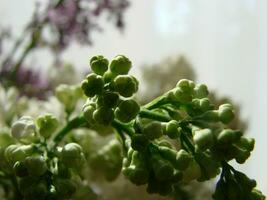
[45,0,129,50]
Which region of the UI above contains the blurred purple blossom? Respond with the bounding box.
[45,0,129,50]
[0,61,50,99]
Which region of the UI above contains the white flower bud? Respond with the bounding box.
[11,116,36,143]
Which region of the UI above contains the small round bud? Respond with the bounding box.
[151,154,174,181]
[25,156,47,176]
[164,120,180,139]
[193,84,209,98]
[122,151,149,185]
[103,70,117,83]
[158,146,177,164]
[236,137,255,152]
[90,55,109,75]
[110,55,132,75]
[81,74,104,97]
[131,134,149,151]
[61,143,84,169]
[113,75,138,97]
[182,159,201,182]
[101,91,119,108]
[82,102,96,124]
[193,129,214,151]
[217,129,242,145]
[115,99,140,123]
[174,88,192,103]
[36,114,58,139]
[175,149,192,171]
[11,116,36,144]
[218,104,235,124]
[176,79,195,92]
[5,145,33,165]
[143,121,163,140]
[93,107,114,126]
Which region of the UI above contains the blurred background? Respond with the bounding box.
[1,0,267,196]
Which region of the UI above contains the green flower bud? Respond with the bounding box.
[5,144,33,165]
[90,55,109,75]
[158,146,177,164]
[81,74,104,97]
[193,128,214,151]
[93,106,114,126]
[115,99,140,123]
[36,114,58,139]
[192,98,212,112]
[54,179,77,199]
[182,159,201,182]
[131,134,149,151]
[195,153,220,181]
[236,137,255,152]
[174,88,192,103]
[103,70,117,83]
[175,149,192,171]
[193,84,209,98]
[98,91,119,108]
[61,143,85,169]
[176,79,195,92]
[11,116,36,144]
[218,104,235,124]
[232,145,250,164]
[122,151,149,185]
[25,156,47,176]
[143,121,163,140]
[235,171,256,192]
[113,75,138,97]
[82,102,96,124]
[13,161,28,177]
[249,189,265,200]
[164,120,180,139]
[151,154,174,181]
[110,55,132,75]
[217,129,242,145]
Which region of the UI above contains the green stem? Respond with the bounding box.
[142,95,167,110]
[139,109,171,122]
[53,116,87,146]
[112,120,134,137]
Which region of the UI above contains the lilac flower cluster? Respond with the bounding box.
[46,0,129,50]
[0,0,129,98]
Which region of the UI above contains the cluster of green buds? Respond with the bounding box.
[79,55,265,199]
[81,55,140,128]
[3,114,86,200]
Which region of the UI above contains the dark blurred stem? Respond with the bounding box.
[9,37,36,80]
[10,175,22,200]
[1,30,28,70]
